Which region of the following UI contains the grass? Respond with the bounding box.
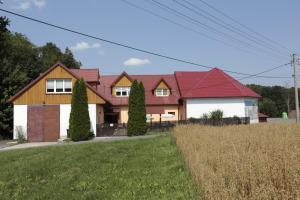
[0,135,198,200]
[173,123,300,200]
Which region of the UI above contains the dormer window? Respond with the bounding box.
[155,88,169,96]
[46,79,72,94]
[115,87,130,97]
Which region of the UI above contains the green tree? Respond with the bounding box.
[259,98,278,117]
[127,80,139,136]
[137,82,147,135]
[69,79,91,141]
[127,80,147,136]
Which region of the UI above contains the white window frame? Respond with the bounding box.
[155,88,169,96]
[115,87,130,97]
[46,79,72,94]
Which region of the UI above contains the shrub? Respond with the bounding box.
[16,126,26,143]
[201,113,209,119]
[69,79,91,141]
[210,109,223,126]
[210,110,223,120]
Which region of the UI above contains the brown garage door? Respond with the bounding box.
[27,105,60,142]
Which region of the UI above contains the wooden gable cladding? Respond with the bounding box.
[154,79,171,96]
[112,75,132,96]
[156,81,170,89]
[13,65,105,105]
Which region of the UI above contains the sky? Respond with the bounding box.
[1,0,300,86]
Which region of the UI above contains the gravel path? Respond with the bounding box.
[0,135,160,152]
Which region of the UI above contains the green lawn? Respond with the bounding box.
[0,136,198,200]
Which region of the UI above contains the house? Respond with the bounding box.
[9,63,260,142]
[9,63,106,142]
[175,68,260,123]
[97,72,181,124]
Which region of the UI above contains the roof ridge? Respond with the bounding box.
[71,68,99,70]
[184,69,213,96]
[218,70,246,95]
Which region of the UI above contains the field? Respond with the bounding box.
[173,123,300,200]
[0,136,198,200]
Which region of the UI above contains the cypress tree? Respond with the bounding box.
[127,80,139,136]
[138,82,147,135]
[69,79,91,141]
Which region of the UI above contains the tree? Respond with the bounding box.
[259,98,278,117]
[69,79,91,141]
[61,47,81,68]
[127,80,139,136]
[127,80,147,136]
[137,82,147,135]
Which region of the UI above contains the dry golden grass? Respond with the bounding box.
[173,123,300,200]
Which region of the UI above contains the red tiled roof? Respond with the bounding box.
[69,68,99,82]
[175,68,260,98]
[97,74,180,106]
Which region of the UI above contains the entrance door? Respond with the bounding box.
[27,106,44,142]
[27,105,60,142]
[43,105,60,141]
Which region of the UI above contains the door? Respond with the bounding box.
[27,106,44,142]
[27,105,60,142]
[43,105,60,142]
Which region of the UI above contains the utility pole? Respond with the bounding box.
[292,54,299,122]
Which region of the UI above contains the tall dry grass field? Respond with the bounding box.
[173,123,300,200]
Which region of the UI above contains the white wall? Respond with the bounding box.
[60,104,71,138]
[13,105,27,140]
[88,104,97,135]
[186,98,259,123]
[187,98,246,118]
[59,104,97,138]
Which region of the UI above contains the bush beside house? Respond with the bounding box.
[69,79,92,141]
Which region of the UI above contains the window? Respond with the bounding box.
[155,88,169,96]
[168,112,175,116]
[115,87,130,97]
[46,79,72,93]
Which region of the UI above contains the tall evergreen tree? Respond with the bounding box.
[138,82,147,135]
[127,80,147,136]
[127,80,140,136]
[69,79,91,141]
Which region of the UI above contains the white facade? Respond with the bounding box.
[186,98,258,123]
[59,104,97,138]
[13,105,27,140]
[13,104,97,140]
[60,104,72,138]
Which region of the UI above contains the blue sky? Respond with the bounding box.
[1,0,300,86]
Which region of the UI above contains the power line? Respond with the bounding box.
[183,63,290,93]
[148,0,287,61]
[121,0,268,60]
[0,8,290,79]
[197,0,293,53]
[174,0,289,58]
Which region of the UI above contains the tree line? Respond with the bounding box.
[0,16,81,139]
[247,84,299,117]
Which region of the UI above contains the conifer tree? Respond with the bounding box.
[127,80,139,136]
[138,82,147,135]
[69,79,91,141]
